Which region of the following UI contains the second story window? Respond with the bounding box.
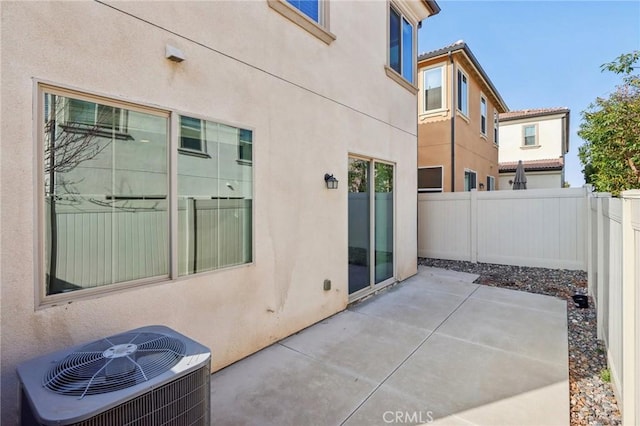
[424,66,444,111]
[480,96,487,134]
[180,116,205,152]
[523,124,537,146]
[494,111,499,145]
[286,0,321,23]
[389,5,414,83]
[457,69,468,116]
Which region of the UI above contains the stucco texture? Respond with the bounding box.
[0,1,425,422]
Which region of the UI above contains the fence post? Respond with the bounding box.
[596,193,610,341]
[586,186,595,297]
[621,190,640,426]
[470,189,478,263]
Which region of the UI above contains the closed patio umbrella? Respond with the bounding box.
[512,160,527,190]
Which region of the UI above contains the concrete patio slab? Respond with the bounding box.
[417,265,480,283]
[210,268,569,426]
[280,310,430,382]
[436,296,568,364]
[349,282,467,332]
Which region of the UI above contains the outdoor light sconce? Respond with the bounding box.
[479,183,485,189]
[324,173,338,190]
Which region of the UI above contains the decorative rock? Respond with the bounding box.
[419,258,622,426]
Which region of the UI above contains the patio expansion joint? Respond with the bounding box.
[338,285,482,426]
[431,331,568,369]
[275,341,379,387]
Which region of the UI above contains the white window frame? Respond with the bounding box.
[464,169,477,191]
[385,2,417,92]
[423,65,445,113]
[418,165,444,192]
[480,95,487,135]
[36,82,255,307]
[268,0,335,45]
[523,124,538,147]
[486,175,495,191]
[457,68,469,117]
[493,110,499,145]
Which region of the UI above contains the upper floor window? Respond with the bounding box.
[457,69,468,116]
[493,111,499,145]
[480,96,487,134]
[286,0,321,23]
[238,128,253,163]
[424,66,444,112]
[523,124,537,146]
[180,116,205,152]
[268,0,335,45]
[389,5,414,83]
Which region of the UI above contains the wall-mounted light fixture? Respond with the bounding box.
[324,173,338,190]
[479,183,485,189]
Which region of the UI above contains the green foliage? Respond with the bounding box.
[578,51,640,196]
[600,368,611,383]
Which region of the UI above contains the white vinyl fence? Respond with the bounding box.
[418,187,589,270]
[588,190,640,426]
[418,187,640,425]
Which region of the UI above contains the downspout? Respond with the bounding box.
[449,51,456,191]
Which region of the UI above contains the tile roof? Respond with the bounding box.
[417,40,508,113]
[499,107,570,121]
[498,158,564,172]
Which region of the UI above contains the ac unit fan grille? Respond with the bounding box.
[43,332,186,397]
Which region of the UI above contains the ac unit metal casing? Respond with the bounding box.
[16,325,211,426]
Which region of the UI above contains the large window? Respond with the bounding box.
[424,67,444,112]
[523,124,537,146]
[457,69,468,116]
[418,166,443,192]
[41,86,253,299]
[480,96,487,135]
[464,169,477,191]
[389,5,414,83]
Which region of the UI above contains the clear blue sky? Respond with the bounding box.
[418,0,640,188]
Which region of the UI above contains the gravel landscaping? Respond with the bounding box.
[418,258,621,426]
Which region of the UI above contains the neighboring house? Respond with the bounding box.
[498,108,570,189]
[0,0,439,422]
[417,40,508,192]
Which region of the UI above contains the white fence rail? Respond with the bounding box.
[418,187,640,425]
[418,187,589,270]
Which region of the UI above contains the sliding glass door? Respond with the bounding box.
[348,157,395,296]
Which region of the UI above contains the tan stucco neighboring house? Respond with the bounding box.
[498,107,571,189]
[0,0,439,422]
[417,40,508,192]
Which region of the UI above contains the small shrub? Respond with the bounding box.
[600,368,611,383]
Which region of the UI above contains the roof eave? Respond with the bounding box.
[423,0,441,16]
[418,43,508,113]
[500,109,570,122]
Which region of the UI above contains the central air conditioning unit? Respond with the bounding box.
[16,325,211,426]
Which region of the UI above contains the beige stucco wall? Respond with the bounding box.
[498,114,566,163]
[417,54,501,192]
[0,1,429,422]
